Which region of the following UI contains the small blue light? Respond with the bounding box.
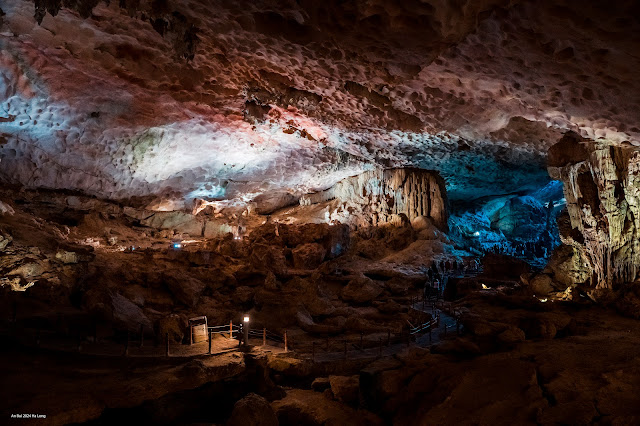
[173,243,182,249]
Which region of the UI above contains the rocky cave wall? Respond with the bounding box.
[300,168,448,230]
[548,132,640,290]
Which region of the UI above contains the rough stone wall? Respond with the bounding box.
[548,132,640,290]
[2,1,639,208]
[300,168,448,230]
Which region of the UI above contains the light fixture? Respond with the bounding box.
[173,243,182,249]
[243,315,250,323]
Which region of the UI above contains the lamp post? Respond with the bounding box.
[243,315,250,346]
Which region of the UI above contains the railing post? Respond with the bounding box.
[165,332,170,357]
[284,330,288,352]
[263,328,266,346]
[139,324,144,348]
[209,330,212,354]
[230,321,233,339]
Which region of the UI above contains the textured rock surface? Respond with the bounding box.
[300,168,448,230]
[549,132,640,290]
[227,393,278,426]
[1,1,638,208]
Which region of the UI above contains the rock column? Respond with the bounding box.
[548,131,640,290]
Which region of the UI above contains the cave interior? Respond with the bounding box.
[1,1,640,425]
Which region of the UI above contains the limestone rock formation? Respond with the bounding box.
[329,375,360,405]
[300,168,448,230]
[548,132,640,290]
[0,1,639,211]
[227,393,278,426]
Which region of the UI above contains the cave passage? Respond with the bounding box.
[448,180,565,268]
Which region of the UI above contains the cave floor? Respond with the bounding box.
[1,299,640,425]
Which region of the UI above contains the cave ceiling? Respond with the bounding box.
[0,0,639,209]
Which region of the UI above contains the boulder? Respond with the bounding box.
[376,300,402,314]
[8,262,45,279]
[497,327,526,344]
[0,232,12,251]
[163,273,205,307]
[341,276,383,303]
[0,200,15,215]
[359,357,406,409]
[83,289,152,332]
[530,274,554,296]
[385,277,412,296]
[295,309,342,334]
[311,377,331,392]
[204,220,233,238]
[273,389,383,426]
[329,375,360,405]
[55,251,78,264]
[250,243,288,276]
[253,191,298,214]
[344,315,385,333]
[292,243,326,269]
[264,272,280,290]
[227,393,278,426]
[543,244,591,288]
[281,223,350,259]
[156,314,186,344]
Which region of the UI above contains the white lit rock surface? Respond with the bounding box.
[1,1,639,209]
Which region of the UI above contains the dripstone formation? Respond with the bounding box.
[300,168,448,230]
[548,132,640,291]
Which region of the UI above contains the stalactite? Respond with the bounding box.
[549,132,640,291]
[299,168,448,230]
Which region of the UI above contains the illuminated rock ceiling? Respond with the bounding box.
[1,0,639,209]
